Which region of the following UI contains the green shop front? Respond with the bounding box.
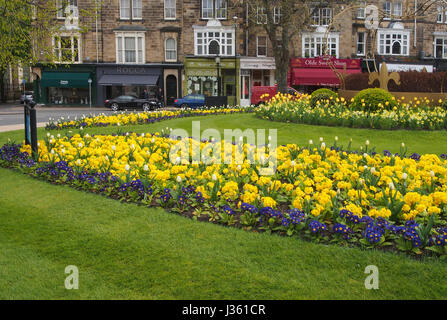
[184,57,239,106]
[34,65,96,106]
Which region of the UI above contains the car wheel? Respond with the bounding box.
[111,103,119,111]
[142,103,151,112]
[180,103,188,109]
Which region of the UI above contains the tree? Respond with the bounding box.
[0,0,98,102]
[244,0,438,93]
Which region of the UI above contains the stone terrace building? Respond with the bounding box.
[29,0,447,107]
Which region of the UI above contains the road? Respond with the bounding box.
[0,103,176,132]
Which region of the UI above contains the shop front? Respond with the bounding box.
[289,56,362,93]
[34,65,96,106]
[96,65,163,106]
[184,57,239,106]
[239,57,276,107]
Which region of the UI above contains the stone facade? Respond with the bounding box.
[6,1,447,103]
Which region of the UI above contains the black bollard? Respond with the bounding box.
[24,103,31,145]
[24,99,38,159]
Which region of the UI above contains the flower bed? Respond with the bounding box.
[2,128,447,257]
[256,94,447,130]
[46,107,253,130]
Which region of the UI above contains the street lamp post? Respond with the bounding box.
[215,56,221,96]
[88,78,92,109]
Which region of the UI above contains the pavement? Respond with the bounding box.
[0,102,178,132]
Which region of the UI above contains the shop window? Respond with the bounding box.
[49,87,89,105]
[165,0,176,20]
[202,0,227,20]
[120,0,142,20]
[57,0,78,19]
[195,30,234,56]
[187,76,218,96]
[53,35,81,63]
[378,31,409,56]
[116,32,145,64]
[257,36,267,57]
[302,33,338,58]
[165,38,177,61]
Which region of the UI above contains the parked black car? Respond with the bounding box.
[105,95,163,111]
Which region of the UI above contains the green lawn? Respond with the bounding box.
[2,113,447,155]
[0,113,446,299]
[0,168,446,299]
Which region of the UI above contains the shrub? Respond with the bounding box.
[309,88,338,108]
[345,71,447,93]
[350,88,397,112]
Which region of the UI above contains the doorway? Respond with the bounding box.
[240,73,250,106]
[166,75,177,106]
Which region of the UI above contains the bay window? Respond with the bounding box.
[378,30,409,56]
[302,33,338,58]
[53,35,81,63]
[194,29,234,56]
[116,32,145,64]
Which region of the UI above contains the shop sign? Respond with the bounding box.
[240,59,276,70]
[290,56,362,70]
[60,80,69,85]
[187,61,235,69]
[386,63,433,73]
[187,69,218,77]
[116,67,150,74]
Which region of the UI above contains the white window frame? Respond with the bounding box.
[115,32,146,64]
[383,1,392,20]
[356,1,366,19]
[56,0,78,19]
[310,7,332,26]
[164,0,176,20]
[120,0,131,20]
[256,36,267,57]
[357,32,366,56]
[378,29,410,56]
[438,6,443,23]
[256,6,267,24]
[302,33,339,58]
[132,0,142,20]
[202,0,214,19]
[165,38,177,62]
[274,7,281,24]
[393,2,402,18]
[53,33,81,63]
[215,0,227,20]
[194,27,235,56]
[434,37,447,58]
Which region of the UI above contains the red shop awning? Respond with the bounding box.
[291,68,361,87]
